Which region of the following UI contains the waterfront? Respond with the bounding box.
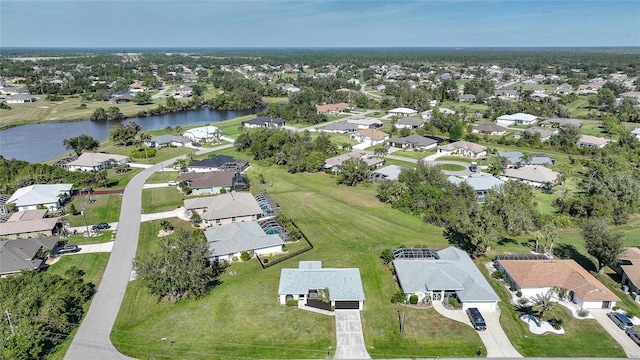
[0,107,263,163]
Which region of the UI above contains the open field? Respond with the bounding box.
[63,230,115,245]
[141,187,184,213]
[47,253,111,288]
[66,194,123,227]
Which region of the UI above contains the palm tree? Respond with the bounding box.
[137,133,153,162]
[165,125,174,134]
[342,143,353,152]
[95,170,108,188]
[173,125,183,135]
[530,290,557,327]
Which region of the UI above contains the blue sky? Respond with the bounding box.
[1,0,638,48]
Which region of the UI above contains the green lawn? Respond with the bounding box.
[47,253,110,289]
[436,156,474,163]
[66,194,123,226]
[145,171,181,184]
[141,187,185,213]
[390,149,435,160]
[63,231,115,245]
[99,142,196,166]
[440,164,466,171]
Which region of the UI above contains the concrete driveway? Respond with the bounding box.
[74,242,114,254]
[590,309,640,358]
[333,310,371,360]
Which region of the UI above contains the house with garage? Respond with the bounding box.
[0,236,59,276]
[458,94,477,102]
[472,123,508,136]
[65,152,129,172]
[7,184,73,212]
[394,116,425,129]
[350,128,390,146]
[0,210,61,240]
[393,247,500,310]
[323,151,384,172]
[278,261,366,311]
[437,140,486,158]
[539,118,583,129]
[346,117,383,129]
[180,171,247,195]
[387,135,438,151]
[387,107,418,117]
[6,94,38,104]
[611,248,640,297]
[204,221,283,262]
[316,103,351,115]
[187,155,249,173]
[148,134,194,148]
[494,89,518,99]
[322,121,358,134]
[576,134,609,149]
[241,116,286,129]
[369,165,404,183]
[448,174,505,203]
[182,125,221,143]
[496,113,538,127]
[514,127,557,142]
[501,165,558,187]
[184,192,264,227]
[495,259,619,309]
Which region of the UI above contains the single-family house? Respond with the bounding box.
[7,184,73,212]
[1,86,30,95]
[393,247,500,310]
[611,248,640,296]
[472,123,508,136]
[394,116,425,129]
[180,171,247,195]
[387,135,438,151]
[346,117,383,129]
[576,134,609,149]
[495,259,619,309]
[494,89,518,99]
[148,134,194,148]
[316,103,351,115]
[183,192,264,227]
[437,140,486,158]
[499,151,554,168]
[322,121,358,134]
[0,236,59,276]
[6,94,37,104]
[458,94,477,102]
[204,222,283,262]
[187,155,249,173]
[539,118,583,128]
[448,174,505,203]
[350,129,390,146]
[182,125,221,143]
[0,194,10,216]
[278,261,366,310]
[323,151,384,172]
[369,165,404,183]
[554,84,573,95]
[65,152,129,172]
[387,107,418,117]
[496,113,538,127]
[522,79,539,85]
[0,210,61,240]
[501,165,558,187]
[241,116,286,129]
[619,91,640,104]
[514,127,557,142]
[632,128,640,140]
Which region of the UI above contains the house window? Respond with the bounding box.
[231,217,236,222]
[215,219,221,224]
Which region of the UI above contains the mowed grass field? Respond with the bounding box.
[66,194,123,227]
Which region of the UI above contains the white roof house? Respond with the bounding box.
[184,192,264,227]
[369,165,405,183]
[278,261,366,310]
[387,107,418,117]
[632,128,640,140]
[501,165,558,187]
[496,113,538,127]
[437,141,487,158]
[448,174,505,203]
[346,117,383,129]
[65,152,129,172]
[7,184,73,211]
[393,247,500,310]
[576,134,609,149]
[204,222,283,262]
[183,125,221,143]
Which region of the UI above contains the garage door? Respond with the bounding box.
[335,301,360,310]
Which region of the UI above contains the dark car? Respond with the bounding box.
[608,312,634,329]
[92,222,111,230]
[626,328,640,346]
[466,307,487,331]
[58,245,80,254]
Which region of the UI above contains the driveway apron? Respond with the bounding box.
[590,309,640,358]
[333,310,371,360]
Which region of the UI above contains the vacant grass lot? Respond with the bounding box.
[66,194,123,226]
[47,253,110,290]
[141,187,184,213]
[145,171,181,184]
[63,231,114,246]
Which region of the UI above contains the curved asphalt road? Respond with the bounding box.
[65,146,230,360]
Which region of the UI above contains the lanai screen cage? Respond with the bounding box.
[255,193,279,216]
[494,253,549,261]
[258,218,290,242]
[392,248,440,260]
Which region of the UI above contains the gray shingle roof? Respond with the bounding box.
[151,134,193,145]
[395,116,425,127]
[371,165,404,181]
[278,261,365,301]
[0,236,58,275]
[388,135,438,147]
[448,173,504,192]
[393,247,500,303]
[204,222,283,257]
[323,121,358,132]
[183,192,263,220]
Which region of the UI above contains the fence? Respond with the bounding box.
[256,221,313,269]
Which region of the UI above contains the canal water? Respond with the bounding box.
[0,107,263,163]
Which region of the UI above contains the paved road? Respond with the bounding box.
[333,310,371,360]
[590,309,640,358]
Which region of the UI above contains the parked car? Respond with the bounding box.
[168,180,179,186]
[626,328,640,346]
[58,245,80,254]
[79,187,93,193]
[92,222,111,230]
[608,312,634,329]
[466,307,487,331]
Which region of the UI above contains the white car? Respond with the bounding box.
[168,180,179,186]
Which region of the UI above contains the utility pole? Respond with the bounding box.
[5,310,15,336]
[401,300,407,336]
[81,208,90,235]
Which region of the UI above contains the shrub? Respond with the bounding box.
[240,252,251,261]
[129,147,157,159]
[391,290,406,304]
[285,300,298,307]
[516,290,522,298]
[409,294,418,305]
[578,309,590,317]
[231,256,239,262]
[262,258,269,264]
[551,318,563,330]
[219,188,227,194]
[68,203,80,216]
[448,297,461,309]
[613,305,620,311]
[282,244,287,252]
[491,271,504,280]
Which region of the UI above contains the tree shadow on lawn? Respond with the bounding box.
[553,243,597,272]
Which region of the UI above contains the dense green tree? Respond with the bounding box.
[581,217,625,273]
[336,158,370,186]
[62,134,100,156]
[108,121,141,146]
[133,92,152,105]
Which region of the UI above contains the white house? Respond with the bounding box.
[183,125,221,143]
[349,128,390,146]
[6,94,37,103]
[496,113,538,127]
[576,134,609,149]
[65,152,129,172]
[387,107,418,117]
[183,192,264,227]
[394,116,425,129]
[437,140,487,158]
[278,261,366,310]
[7,184,73,211]
[501,165,558,187]
[204,222,283,262]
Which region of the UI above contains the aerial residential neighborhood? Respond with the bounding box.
[1,1,639,359]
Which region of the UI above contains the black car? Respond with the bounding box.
[626,328,640,346]
[466,307,487,331]
[608,312,634,329]
[92,222,111,230]
[58,245,80,254]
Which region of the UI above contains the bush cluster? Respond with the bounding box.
[240,252,251,261]
[409,294,419,305]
